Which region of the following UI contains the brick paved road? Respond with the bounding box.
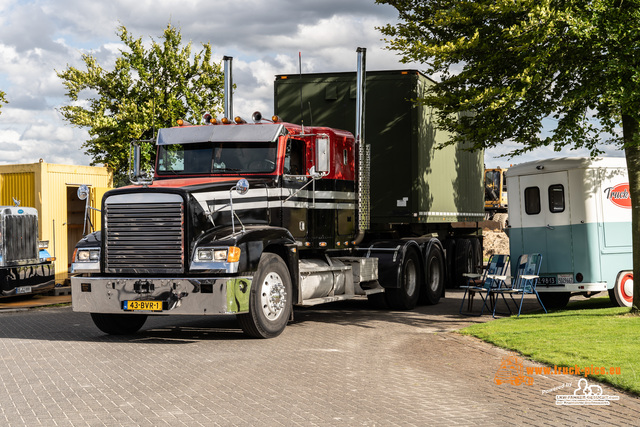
[0,291,637,426]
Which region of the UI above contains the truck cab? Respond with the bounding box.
[0,206,56,297]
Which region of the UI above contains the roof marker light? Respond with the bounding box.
[221,117,232,124]
[234,116,246,124]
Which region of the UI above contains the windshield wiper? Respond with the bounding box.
[213,167,242,173]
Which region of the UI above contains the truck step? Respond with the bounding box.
[300,294,362,306]
[360,282,385,296]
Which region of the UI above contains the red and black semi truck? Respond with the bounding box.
[70,49,484,338]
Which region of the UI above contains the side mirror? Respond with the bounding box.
[129,141,153,186]
[315,134,330,173]
[132,143,142,179]
[235,178,249,195]
[77,185,90,201]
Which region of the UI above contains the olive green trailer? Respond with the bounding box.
[274,70,484,229]
[274,70,484,290]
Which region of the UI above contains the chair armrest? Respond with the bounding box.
[462,273,482,279]
[521,275,539,280]
[487,274,510,281]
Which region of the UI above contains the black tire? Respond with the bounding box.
[367,292,388,309]
[443,239,456,289]
[90,313,147,335]
[538,292,571,309]
[237,253,292,338]
[385,248,421,310]
[422,244,445,305]
[470,238,482,271]
[454,238,474,288]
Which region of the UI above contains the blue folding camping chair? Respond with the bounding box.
[459,254,510,316]
[492,253,547,318]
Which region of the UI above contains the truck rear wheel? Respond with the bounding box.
[386,248,421,310]
[238,253,292,338]
[422,244,444,305]
[609,272,633,307]
[90,313,147,335]
[454,238,475,288]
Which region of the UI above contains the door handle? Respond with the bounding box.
[546,224,555,230]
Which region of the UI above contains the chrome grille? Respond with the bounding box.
[105,202,184,274]
[3,214,38,264]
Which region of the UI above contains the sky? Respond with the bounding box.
[0,0,626,170]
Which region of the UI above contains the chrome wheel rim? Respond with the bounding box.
[260,272,287,321]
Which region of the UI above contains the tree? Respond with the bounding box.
[58,23,224,185]
[0,90,6,115]
[377,0,640,311]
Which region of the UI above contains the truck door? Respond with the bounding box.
[517,171,573,276]
[281,137,308,239]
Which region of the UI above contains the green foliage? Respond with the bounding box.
[379,0,640,312]
[377,0,640,155]
[460,298,640,394]
[57,23,224,184]
[0,90,6,115]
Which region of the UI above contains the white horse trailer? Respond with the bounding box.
[506,157,632,308]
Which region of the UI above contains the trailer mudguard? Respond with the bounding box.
[359,240,421,289]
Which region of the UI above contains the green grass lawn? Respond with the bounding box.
[459,297,640,394]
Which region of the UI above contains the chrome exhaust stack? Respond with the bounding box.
[223,56,233,120]
[354,47,369,245]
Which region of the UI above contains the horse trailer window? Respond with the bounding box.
[549,184,565,213]
[524,186,541,215]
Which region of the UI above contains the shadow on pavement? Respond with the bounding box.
[0,289,550,343]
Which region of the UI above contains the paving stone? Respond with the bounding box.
[0,291,635,426]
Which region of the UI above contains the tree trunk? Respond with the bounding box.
[622,114,640,313]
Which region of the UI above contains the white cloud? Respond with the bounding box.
[0,0,623,171]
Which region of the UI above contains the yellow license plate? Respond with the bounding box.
[123,300,163,311]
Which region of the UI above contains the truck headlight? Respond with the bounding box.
[196,247,240,263]
[75,248,100,262]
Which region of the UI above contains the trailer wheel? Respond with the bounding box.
[454,239,474,288]
[538,292,571,309]
[470,238,482,272]
[443,239,456,288]
[90,313,147,335]
[609,272,633,307]
[423,244,445,305]
[386,248,421,310]
[238,253,292,338]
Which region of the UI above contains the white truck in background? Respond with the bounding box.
[506,157,632,308]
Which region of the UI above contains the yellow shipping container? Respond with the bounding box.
[0,161,113,282]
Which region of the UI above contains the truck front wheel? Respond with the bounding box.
[90,313,147,335]
[238,253,292,338]
[385,248,421,310]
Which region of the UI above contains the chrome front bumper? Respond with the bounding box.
[70,276,253,315]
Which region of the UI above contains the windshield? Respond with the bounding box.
[157,141,278,175]
[485,170,501,201]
